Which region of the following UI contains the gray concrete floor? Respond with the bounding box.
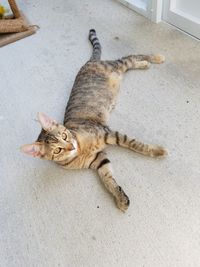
[1,0,200,266]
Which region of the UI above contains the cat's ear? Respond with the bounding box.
[37,112,57,131]
[20,143,43,157]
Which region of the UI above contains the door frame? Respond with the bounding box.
[118,0,200,39]
[117,0,163,23]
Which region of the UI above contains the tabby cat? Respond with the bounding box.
[21,29,167,212]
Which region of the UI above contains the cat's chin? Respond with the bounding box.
[68,147,77,157]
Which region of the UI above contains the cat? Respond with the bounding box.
[21,29,167,212]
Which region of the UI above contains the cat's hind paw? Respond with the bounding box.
[150,54,165,64]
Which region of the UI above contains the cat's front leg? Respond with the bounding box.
[104,130,168,158]
[89,151,130,212]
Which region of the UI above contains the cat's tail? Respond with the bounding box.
[89,29,101,61]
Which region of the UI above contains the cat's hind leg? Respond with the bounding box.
[131,54,165,64]
[89,151,130,212]
[109,54,165,73]
[104,130,168,158]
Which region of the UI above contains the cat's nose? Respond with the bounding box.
[66,143,75,151]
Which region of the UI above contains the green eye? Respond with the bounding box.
[54,147,62,154]
[62,133,67,140]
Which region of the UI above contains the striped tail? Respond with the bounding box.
[89,29,101,61]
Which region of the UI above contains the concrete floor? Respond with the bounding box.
[1,0,200,266]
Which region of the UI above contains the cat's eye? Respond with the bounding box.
[62,133,67,140]
[54,147,62,154]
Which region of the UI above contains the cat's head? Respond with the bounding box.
[21,112,78,162]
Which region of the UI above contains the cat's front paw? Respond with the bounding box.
[150,145,168,158]
[115,186,130,212]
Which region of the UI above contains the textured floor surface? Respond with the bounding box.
[1,0,200,266]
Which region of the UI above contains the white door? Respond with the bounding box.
[118,0,149,18]
[163,0,200,39]
[117,0,165,23]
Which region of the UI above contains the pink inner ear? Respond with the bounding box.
[37,112,57,131]
[21,143,42,157]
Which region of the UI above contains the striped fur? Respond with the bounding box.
[21,29,167,212]
[89,29,101,61]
